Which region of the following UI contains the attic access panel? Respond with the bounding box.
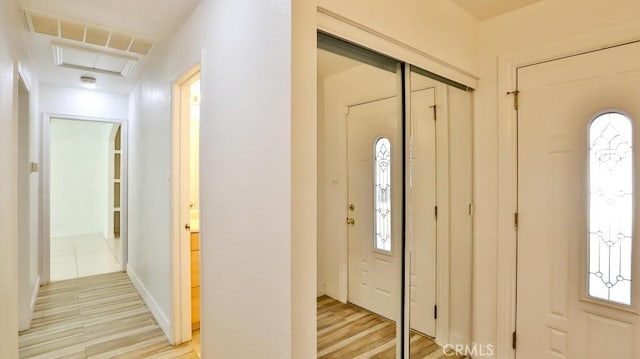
[52,42,137,77]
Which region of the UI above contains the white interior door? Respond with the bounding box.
[517,42,640,358]
[409,87,437,337]
[347,96,401,321]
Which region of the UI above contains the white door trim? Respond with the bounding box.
[40,113,129,285]
[316,7,478,91]
[170,64,200,345]
[496,20,640,359]
[17,64,35,331]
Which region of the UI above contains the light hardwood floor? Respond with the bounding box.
[318,296,464,359]
[20,273,458,358]
[19,272,199,359]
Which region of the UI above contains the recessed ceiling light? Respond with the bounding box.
[80,75,97,89]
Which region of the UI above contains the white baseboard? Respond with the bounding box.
[449,332,471,346]
[316,281,326,297]
[31,275,40,312]
[19,275,41,332]
[127,264,172,342]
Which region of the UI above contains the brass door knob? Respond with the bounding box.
[346,217,355,225]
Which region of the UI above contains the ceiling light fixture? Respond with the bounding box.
[121,60,136,77]
[51,45,63,65]
[80,75,97,89]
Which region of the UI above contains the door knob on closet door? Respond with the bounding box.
[346,217,355,225]
[185,223,191,231]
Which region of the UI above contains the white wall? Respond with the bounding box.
[0,37,19,358]
[201,1,293,354]
[127,77,173,340]
[0,0,40,354]
[473,0,640,355]
[129,0,303,355]
[127,4,203,342]
[40,85,129,120]
[50,119,113,237]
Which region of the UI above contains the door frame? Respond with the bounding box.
[496,22,640,358]
[17,64,38,331]
[170,64,200,345]
[40,113,129,285]
[316,8,477,90]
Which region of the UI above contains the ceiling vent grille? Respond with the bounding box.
[23,8,156,56]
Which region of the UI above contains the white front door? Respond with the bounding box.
[409,87,437,337]
[347,96,402,321]
[517,42,640,358]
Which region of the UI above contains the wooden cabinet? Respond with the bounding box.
[191,232,200,330]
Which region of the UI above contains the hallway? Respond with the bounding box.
[18,273,198,358]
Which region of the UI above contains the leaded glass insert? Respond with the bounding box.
[588,113,633,305]
[374,138,392,252]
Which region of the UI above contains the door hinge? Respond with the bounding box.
[507,90,520,110]
[430,105,437,121]
[514,212,519,230]
[435,206,438,219]
[468,203,473,216]
[434,305,438,319]
[512,331,517,349]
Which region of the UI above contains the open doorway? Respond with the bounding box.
[171,65,201,356]
[47,118,126,281]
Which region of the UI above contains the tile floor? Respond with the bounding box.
[50,233,122,282]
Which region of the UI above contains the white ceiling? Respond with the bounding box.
[318,49,361,79]
[451,0,544,21]
[18,0,201,94]
[18,0,543,94]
